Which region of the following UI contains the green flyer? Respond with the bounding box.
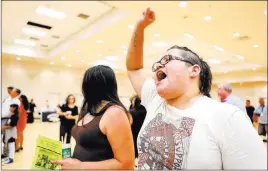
[31,135,62,170]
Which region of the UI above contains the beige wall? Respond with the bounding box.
[2,57,266,109]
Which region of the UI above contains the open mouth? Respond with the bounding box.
[156,70,167,81]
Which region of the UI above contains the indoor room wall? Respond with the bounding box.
[2,57,266,110]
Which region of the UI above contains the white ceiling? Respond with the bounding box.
[2,1,267,78]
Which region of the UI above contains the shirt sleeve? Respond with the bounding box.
[72,106,79,116]
[254,106,260,114]
[141,78,157,109]
[220,110,267,169]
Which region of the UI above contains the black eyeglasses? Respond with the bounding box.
[152,54,195,72]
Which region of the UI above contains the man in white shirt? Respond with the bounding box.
[217,82,247,113]
[254,97,267,142]
[125,8,266,169]
[2,87,14,103]
[2,88,21,125]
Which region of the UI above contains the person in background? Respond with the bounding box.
[129,95,146,166]
[16,95,29,152]
[57,94,78,144]
[254,97,267,142]
[2,88,21,129]
[28,98,37,123]
[217,82,247,113]
[2,104,19,165]
[52,65,134,170]
[2,87,14,103]
[246,100,255,124]
[125,8,266,169]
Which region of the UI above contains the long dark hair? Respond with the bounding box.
[80,65,129,120]
[10,104,19,117]
[167,45,212,98]
[20,95,29,110]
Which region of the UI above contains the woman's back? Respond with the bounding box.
[71,102,114,161]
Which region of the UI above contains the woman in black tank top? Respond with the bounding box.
[52,65,134,170]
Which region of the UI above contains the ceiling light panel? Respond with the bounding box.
[36,6,66,20]
[14,39,36,46]
[22,27,46,37]
[178,1,188,8]
[213,45,224,52]
[204,16,212,21]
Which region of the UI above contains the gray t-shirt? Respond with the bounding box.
[254,105,267,124]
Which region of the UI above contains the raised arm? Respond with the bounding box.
[126,8,155,98]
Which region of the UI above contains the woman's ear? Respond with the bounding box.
[189,64,201,78]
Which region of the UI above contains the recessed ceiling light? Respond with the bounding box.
[124,50,127,55]
[22,27,46,37]
[154,33,160,37]
[121,45,127,49]
[67,64,72,67]
[128,25,134,30]
[36,6,66,20]
[233,32,240,37]
[50,61,54,65]
[178,1,188,8]
[252,67,256,70]
[16,57,21,61]
[105,56,118,61]
[253,44,259,48]
[213,45,224,52]
[61,56,65,60]
[76,50,80,53]
[208,58,221,64]
[184,33,195,39]
[14,39,36,46]
[204,16,212,21]
[96,40,104,44]
[98,53,103,57]
[265,9,267,16]
[152,41,168,47]
[236,55,244,60]
[81,59,85,63]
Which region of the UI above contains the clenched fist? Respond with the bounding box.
[137,8,155,29]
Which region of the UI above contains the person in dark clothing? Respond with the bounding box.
[27,98,36,123]
[129,95,147,159]
[57,95,78,144]
[246,100,255,123]
[52,65,134,170]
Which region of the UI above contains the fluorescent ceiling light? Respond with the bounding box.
[253,44,259,48]
[16,57,21,61]
[154,33,160,37]
[96,40,104,44]
[22,27,46,37]
[121,45,127,49]
[81,59,85,63]
[184,33,195,39]
[50,61,54,65]
[213,45,224,52]
[265,9,267,16]
[61,56,65,60]
[152,41,168,47]
[105,56,118,61]
[98,53,103,57]
[128,25,134,30]
[36,6,66,20]
[76,50,80,53]
[236,55,244,60]
[208,58,221,64]
[204,16,212,21]
[67,64,72,67]
[233,32,240,37]
[178,1,188,8]
[14,39,36,46]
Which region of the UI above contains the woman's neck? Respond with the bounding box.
[166,89,202,110]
